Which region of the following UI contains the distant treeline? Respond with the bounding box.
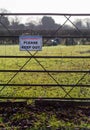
[0,9,90,45]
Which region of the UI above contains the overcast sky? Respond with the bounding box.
[0,0,90,24]
[0,0,90,13]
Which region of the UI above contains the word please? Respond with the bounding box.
[23,41,38,44]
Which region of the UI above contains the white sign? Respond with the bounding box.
[19,35,42,51]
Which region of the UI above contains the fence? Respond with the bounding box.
[0,13,90,101]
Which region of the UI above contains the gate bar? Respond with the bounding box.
[0,84,90,87]
[1,13,90,16]
[0,97,90,100]
[0,70,90,73]
[1,35,90,38]
[0,56,90,58]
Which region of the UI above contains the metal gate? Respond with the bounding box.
[0,13,90,101]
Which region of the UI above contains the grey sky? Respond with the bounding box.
[0,0,90,13]
[0,0,90,24]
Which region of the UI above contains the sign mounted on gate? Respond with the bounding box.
[19,35,42,51]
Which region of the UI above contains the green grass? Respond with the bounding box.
[0,44,90,129]
[0,44,90,98]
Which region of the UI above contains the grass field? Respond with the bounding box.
[0,45,90,129]
[0,45,90,99]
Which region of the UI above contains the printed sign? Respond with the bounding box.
[19,35,42,51]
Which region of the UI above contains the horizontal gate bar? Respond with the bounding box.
[0,70,90,73]
[0,97,90,100]
[0,84,90,87]
[1,13,90,16]
[0,56,90,58]
[1,35,90,38]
